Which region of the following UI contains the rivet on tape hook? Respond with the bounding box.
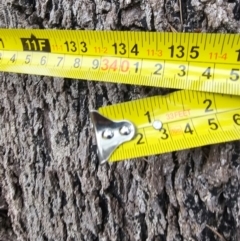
[90,110,136,164]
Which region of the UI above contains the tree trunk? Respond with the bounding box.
[0,0,240,240]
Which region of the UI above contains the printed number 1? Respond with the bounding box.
[0,39,4,48]
[236,49,240,61]
[144,111,151,123]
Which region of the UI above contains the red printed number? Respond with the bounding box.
[101,58,130,73]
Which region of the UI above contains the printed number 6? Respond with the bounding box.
[40,56,47,65]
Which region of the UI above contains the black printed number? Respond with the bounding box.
[184,123,193,134]
[233,114,240,125]
[134,62,139,73]
[178,65,186,77]
[10,54,16,63]
[92,59,100,69]
[57,57,63,66]
[112,43,139,56]
[169,45,185,58]
[63,40,88,53]
[236,49,240,61]
[40,56,47,65]
[0,38,4,48]
[64,41,77,52]
[25,55,31,64]
[130,44,139,56]
[80,41,87,53]
[144,111,151,123]
[74,58,81,68]
[203,99,213,112]
[160,127,169,140]
[153,63,163,75]
[189,46,199,59]
[112,43,126,55]
[202,67,212,79]
[230,68,239,81]
[136,133,145,144]
[208,118,218,130]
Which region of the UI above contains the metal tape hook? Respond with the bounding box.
[90,110,136,164]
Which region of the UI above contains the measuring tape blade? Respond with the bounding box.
[0,30,240,95]
[91,90,240,162]
[1,29,240,162]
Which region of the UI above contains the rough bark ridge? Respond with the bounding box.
[0,0,240,240]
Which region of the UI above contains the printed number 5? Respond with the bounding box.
[208,118,218,130]
[25,55,31,64]
[189,46,199,59]
[230,68,239,81]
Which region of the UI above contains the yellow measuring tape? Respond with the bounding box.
[0,29,239,162]
[0,29,240,95]
[94,90,240,162]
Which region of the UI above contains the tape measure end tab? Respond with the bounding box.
[90,110,136,164]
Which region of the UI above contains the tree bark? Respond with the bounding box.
[0,0,240,241]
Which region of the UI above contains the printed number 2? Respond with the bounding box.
[136,133,145,144]
[153,63,162,75]
[203,99,213,112]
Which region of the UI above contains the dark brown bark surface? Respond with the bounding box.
[0,0,240,241]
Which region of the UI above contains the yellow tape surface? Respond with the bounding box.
[99,90,240,161]
[0,29,240,95]
[0,29,240,161]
